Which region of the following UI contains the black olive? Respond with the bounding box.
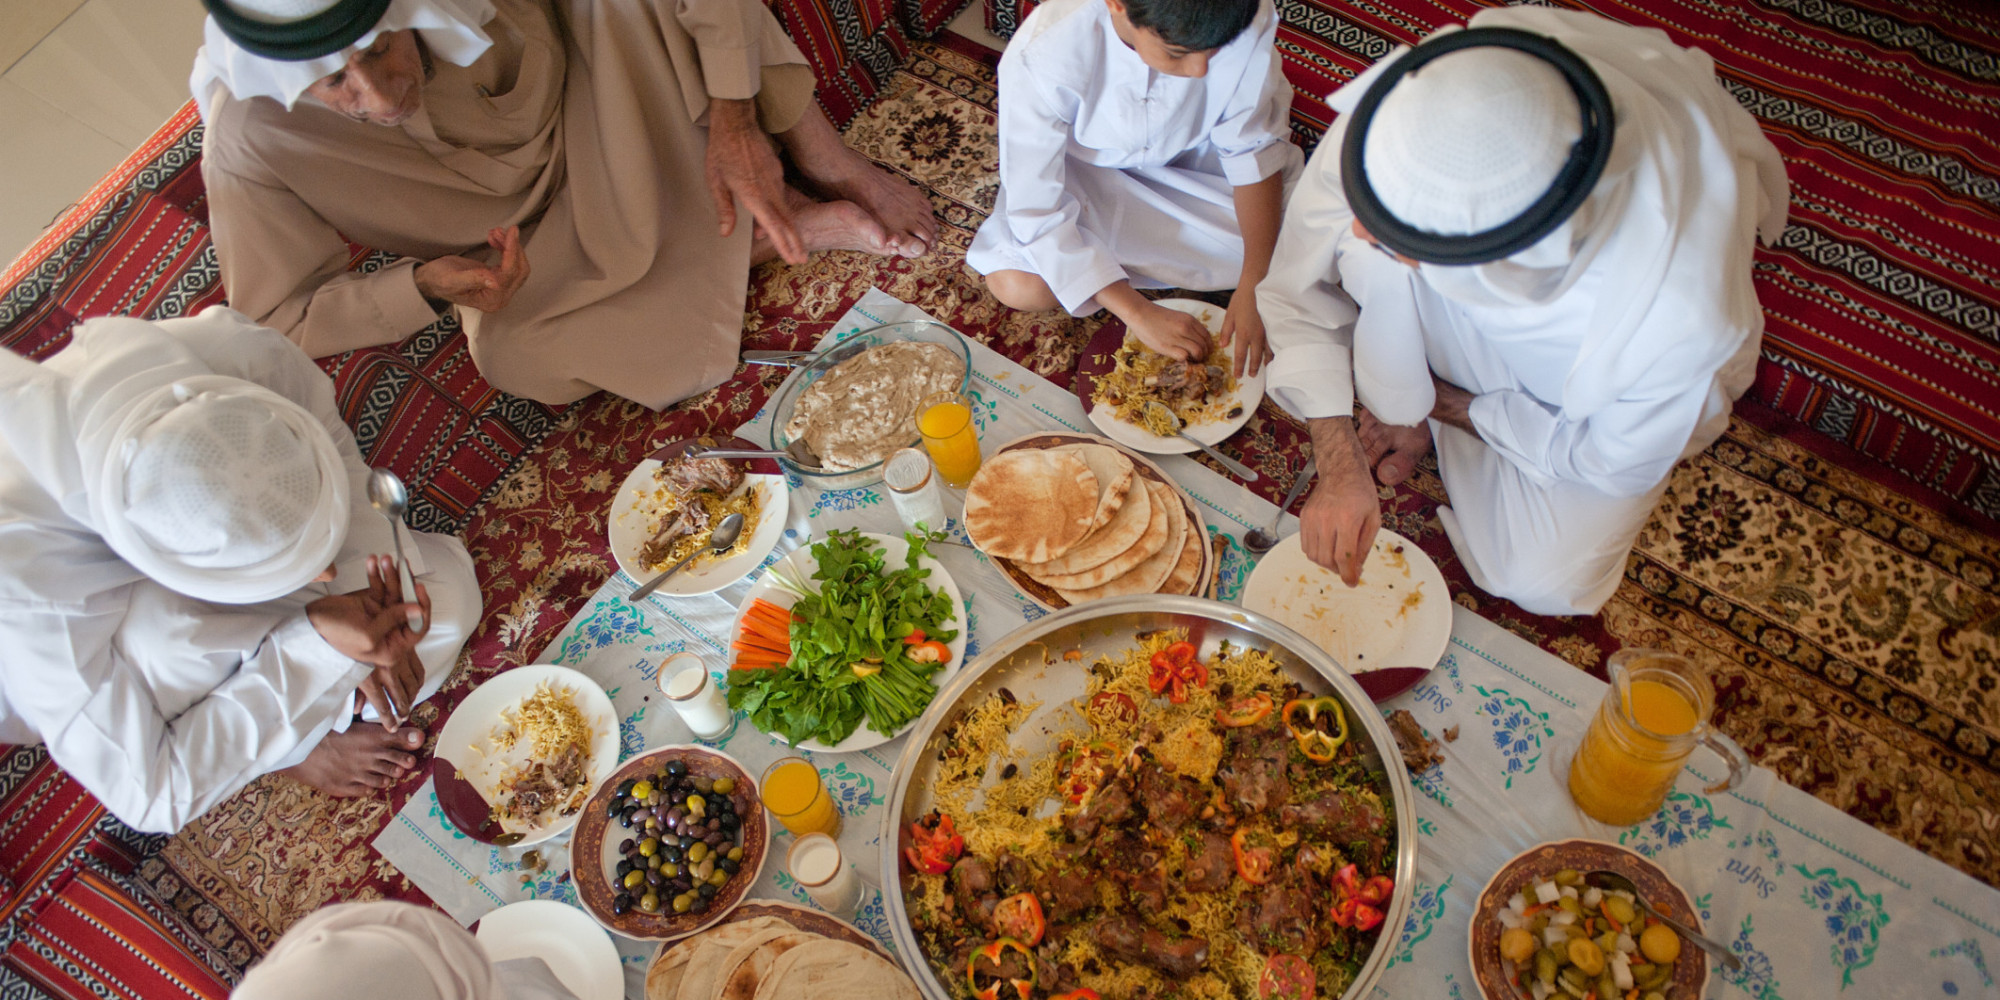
[661,844,682,864]
[612,894,631,916]
[646,869,664,888]
[1226,405,1244,419]
[666,760,688,778]
[697,882,717,899]
[720,813,740,831]
[605,797,623,818]
[616,859,635,877]
[618,838,636,855]
[690,897,710,914]
[616,778,637,797]
[720,858,740,875]
[680,834,698,849]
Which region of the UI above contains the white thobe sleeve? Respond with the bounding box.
[992,54,1128,313]
[0,588,366,834]
[1256,138,1359,419]
[1468,370,1730,498]
[1205,2,1296,187]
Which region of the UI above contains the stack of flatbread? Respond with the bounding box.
[647,913,919,1000]
[964,441,1205,606]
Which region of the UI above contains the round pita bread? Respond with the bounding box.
[718,932,819,1000]
[1021,478,1169,590]
[1158,518,1207,596]
[1049,443,1135,532]
[673,926,793,1000]
[1015,464,1153,579]
[1055,481,1186,603]
[648,918,795,1000]
[964,450,1099,562]
[751,938,922,1000]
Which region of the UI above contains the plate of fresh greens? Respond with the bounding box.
[726,530,965,753]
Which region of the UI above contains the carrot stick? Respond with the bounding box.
[748,599,796,624]
[733,641,790,658]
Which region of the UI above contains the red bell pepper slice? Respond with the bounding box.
[1231,827,1278,885]
[1216,692,1274,728]
[967,938,1036,1000]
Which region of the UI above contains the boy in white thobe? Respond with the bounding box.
[0,307,481,833]
[968,0,1301,374]
[1259,8,1788,616]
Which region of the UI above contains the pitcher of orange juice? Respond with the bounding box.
[1567,650,1750,826]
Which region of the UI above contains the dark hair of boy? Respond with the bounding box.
[1122,0,1260,52]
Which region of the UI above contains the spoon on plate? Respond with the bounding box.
[1143,402,1258,482]
[629,513,745,603]
[365,468,426,634]
[1245,457,1316,554]
[1582,870,1741,971]
[687,440,826,471]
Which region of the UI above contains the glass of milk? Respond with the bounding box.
[658,652,735,742]
[787,832,863,918]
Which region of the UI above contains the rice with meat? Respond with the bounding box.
[1091,338,1241,436]
[904,631,1398,1000]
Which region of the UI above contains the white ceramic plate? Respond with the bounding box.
[1085,298,1267,456]
[433,665,619,847]
[608,461,789,598]
[735,532,966,753]
[475,900,623,1000]
[1239,529,1451,674]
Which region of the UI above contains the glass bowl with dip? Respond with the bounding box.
[764,321,973,491]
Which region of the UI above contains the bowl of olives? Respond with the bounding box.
[572,745,769,941]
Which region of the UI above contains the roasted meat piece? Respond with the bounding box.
[1387,708,1443,773]
[1237,868,1325,956]
[1091,915,1210,978]
[1032,867,1098,923]
[659,453,744,495]
[1067,774,1133,839]
[1276,788,1390,864]
[951,856,1000,932]
[1218,723,1292,817]
[1131,762,1201,832]
[1180,829,1233,894]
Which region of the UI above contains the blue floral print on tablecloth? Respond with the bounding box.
[810,488,883,518]
[551,599,656,665]
[1929,940,1992,992]
[1384,874,1452,968]
[1620,790,1733,857]
[820,762,885,812]
[1718,914,1783,1000]
[1795,863,1891,987]
[1473,685,1553,789]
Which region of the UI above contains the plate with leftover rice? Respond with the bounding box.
[432,665,618,846]
[1076,298,1267,456]
[608,436,789,597]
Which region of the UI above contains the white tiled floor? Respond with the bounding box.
[0,0,207,268]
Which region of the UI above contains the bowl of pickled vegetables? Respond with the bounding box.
[1469,840,1708,1000]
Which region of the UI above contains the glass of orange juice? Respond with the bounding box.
[759,756,843,837]
[916,391,981,488]
[1567,649,1750,826]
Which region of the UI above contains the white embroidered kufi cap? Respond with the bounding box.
[95,376,348,604]
[1361,46,1582,236]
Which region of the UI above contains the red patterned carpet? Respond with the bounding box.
[1,0,1998,993]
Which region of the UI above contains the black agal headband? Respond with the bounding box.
[1340,27,1615,266]
[203,0,394,61]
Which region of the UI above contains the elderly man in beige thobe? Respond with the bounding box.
[192,0,937,409]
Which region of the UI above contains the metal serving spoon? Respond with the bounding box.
[1244,457,1316,554]
[365,469,426,634]
[687,440,826,471]
[628,513,745,603]
[1143,402,1258,482]
[1583,869,1742,971]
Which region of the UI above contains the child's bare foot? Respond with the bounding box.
[1357,409,1434,486]
[280,725,424,796]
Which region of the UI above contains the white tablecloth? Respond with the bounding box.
[375,289,2000,1000]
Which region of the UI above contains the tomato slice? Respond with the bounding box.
[1231,828,1278,885]
[1258,953,1316,1000]
[904,814,964,875]
[992,892,1047,946]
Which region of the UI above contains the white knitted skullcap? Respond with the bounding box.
[1361,46,1582,237]
[218,0,344,24]
[95,376,349,604]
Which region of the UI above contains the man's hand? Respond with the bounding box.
[308,556,431,727]
[1299,417,1381,586]
[706,97,803,264]
[414,226,528,313]
[1126,301,1214,361]
[1219,285,1271,378]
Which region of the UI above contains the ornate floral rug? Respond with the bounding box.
[122,34,1999,977]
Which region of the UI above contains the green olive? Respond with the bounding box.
[639,837,659,857]
[622,869,645,890]
[631,780,654,801]
[708,868,730,887]
[660,861,681,879]
[688,841,709,864]
[687,795,707,819]
[673,893,693,914]
[639,892,661,914]
[727,846,744,862]
[712,777,736,795]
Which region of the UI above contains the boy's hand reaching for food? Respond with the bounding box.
[1127,302,1213,361]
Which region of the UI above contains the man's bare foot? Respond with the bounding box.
[755,199,905,262]
[1357,409,1434,487]
[279,725,424,796]
[775,106,936,256]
